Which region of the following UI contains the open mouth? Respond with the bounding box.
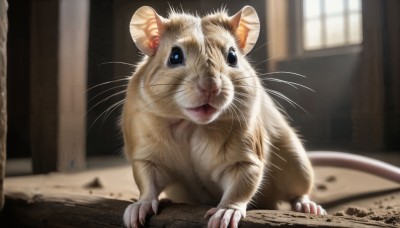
[185,104,218,123]
[186,104,216,114]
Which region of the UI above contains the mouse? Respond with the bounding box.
[121,5,400,228]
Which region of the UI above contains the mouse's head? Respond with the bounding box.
[129,6,260,124]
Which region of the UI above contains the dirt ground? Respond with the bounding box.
[3,160,400,227]
[312,167,400,227]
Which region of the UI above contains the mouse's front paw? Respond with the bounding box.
[292,196,326,215]
[205,206,245,228]
[123,199,158,228]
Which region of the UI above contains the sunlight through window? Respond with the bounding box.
[303,0,362,50]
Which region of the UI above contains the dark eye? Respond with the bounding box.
[168,46,184,66]
[227,48,237,67]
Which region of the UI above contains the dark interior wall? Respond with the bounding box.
[275,52,360,150]
[383,0,400,150]
[86,0,121,156]
[7,1,31,158]
[352,0,400,151]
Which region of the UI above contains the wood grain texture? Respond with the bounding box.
[3,163,399,227]
[0,0,8,211]
[30,0,88,173]
[57,0,89,172]
[2,191,396,228]
[352,0,385,150]
[30,0,60,174]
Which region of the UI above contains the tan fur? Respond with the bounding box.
[123,6,317,227]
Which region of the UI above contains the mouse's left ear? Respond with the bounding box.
[130,6,166,56]
[229,6,260,55]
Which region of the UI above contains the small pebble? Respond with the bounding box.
[325,176,336,182]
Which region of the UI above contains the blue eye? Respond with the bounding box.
[227,48,237,67]
[168,46,184,66]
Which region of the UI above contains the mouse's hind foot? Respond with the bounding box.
[291,195,327,215]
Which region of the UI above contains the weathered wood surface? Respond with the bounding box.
[2,163,399,227]
[1,191,396,228]
[0,0,8,211]
[30,0,88,173]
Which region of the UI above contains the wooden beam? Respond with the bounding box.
[2,191,396,228]
[30,0,89,173]
[0,0,8,211]
[352,0,385,150]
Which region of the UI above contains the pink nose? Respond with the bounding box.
[198,77,221,95]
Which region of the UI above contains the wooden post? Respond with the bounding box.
[0,0,8,211]
[352,0,385,150]
[30,0,89,173]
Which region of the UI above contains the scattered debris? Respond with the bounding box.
[325,175,336,183]
[84,177,104,189]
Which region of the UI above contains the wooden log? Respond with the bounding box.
[1,191,396,228]
[0,0,8,211]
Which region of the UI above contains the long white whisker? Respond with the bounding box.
[269,162,283,171]
[247,41,272,56]
[231,102,248,128]
[169,74,191,84]
[232,71,307,83]
[166,89,190,105]
[102,99,125,125]
[269,96,293,121]
[260,78,314,92]
[235,84,265,91]
[139,83,185,89]
[229,103,243,130]
[139,89,186,111]
[237,55,283,75]
[87,77,130,92]
[87,90,126,114]
[88,84,128,104]
[267,89,308,113]
[233,96,247,106]
[267,90,297,108]
[87,98,125,134]
[225,106,235,140]
[258,71,307,78]
[99,61,135,67]
[235,89,293,121]
[263,78,298,90]
[237,108,249,129]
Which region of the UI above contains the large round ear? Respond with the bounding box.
[229,6,260,55]
[129,6,165,56]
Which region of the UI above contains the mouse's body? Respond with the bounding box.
[121,5,398,228]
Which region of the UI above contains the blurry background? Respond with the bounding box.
[6,0,399,174]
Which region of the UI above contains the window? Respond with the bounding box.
[303,0,362,50]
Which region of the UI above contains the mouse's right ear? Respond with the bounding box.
[130,6,165,56]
